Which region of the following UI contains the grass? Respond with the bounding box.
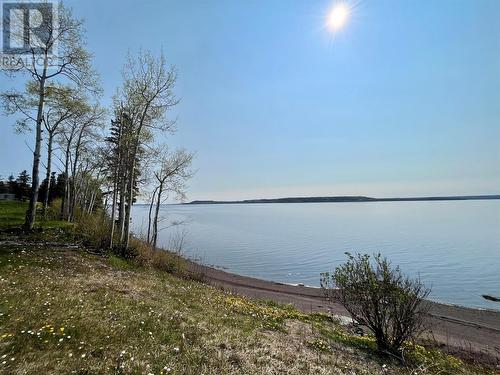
[0,201,72,230]
[1,243,495,374]
[0,244,381,374]
[0,201,27,228]
[0,201,496,374]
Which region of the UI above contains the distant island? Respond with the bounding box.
[187,195,500,205]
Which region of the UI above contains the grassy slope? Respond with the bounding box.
[0,201,492,374]
[0,245,386,374]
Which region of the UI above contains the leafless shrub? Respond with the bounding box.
[73,208,112,251]
[167,228,186,254]
[186,260,207,283]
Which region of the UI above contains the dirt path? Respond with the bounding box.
[196,262,500,362]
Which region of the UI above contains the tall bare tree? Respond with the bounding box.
[114,50,178,249]
[56,98,105,221]
[149,148,193,249]
[67,103,105,221]
[41,84,83,216]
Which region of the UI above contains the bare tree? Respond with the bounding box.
[67,103,105,221]
[59,116,78,220]
[114,50,179,249]
[56,99,105,220]
[41,84,83,216]
[146,186,159,244]
[150,148,193,249]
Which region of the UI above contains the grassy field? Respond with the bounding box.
[0,201,72,230]
[0,201,495,374]
[0,201,28,228]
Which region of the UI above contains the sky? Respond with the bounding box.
[1,0,499,201]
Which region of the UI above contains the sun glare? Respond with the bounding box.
[327,3,350,31]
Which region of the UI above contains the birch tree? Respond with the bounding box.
[57,100,105,220]
[2,3,99,230]
[41,84,83,216]
[114,50,178,249]
[149,148,193,249]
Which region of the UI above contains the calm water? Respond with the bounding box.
[132,201,500,310]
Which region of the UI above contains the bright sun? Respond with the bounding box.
[327,3,350,31]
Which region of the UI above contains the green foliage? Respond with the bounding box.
[321,252,430,356]
[403,343,464,373]
[108,255,133,270]
[14,170,31,201]
[0,201,70,231]
[317,325,471,374]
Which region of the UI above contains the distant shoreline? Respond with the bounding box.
[186,194,500,205]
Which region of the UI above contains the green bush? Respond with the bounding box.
[321,252,430,357]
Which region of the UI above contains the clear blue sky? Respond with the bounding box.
[1,0,499,200]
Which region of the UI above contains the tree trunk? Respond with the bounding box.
[109,123,122,249]
[88,190,96,214]
[42,132,53,217]
[152,182,164,249]
[109,178,117,249]
[60,142,71,220]
[24,67,47,231]
[123,173,133,249]
[123,145,138,250]
[68,133,83,222]
[123,111,148,249]
[147,186,158,244]
[117,175,126,245]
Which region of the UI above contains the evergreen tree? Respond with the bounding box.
[49,172,58,202]
[16,170,31,201]
[54,173,67,200]
[39,177,48,204]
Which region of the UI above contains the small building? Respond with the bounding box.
[0,193,15,201]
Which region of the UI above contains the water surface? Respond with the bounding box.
[132,201,500,310]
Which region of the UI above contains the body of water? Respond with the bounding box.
[132,201,500,310]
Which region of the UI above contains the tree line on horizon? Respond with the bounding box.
[1,2,193,252]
